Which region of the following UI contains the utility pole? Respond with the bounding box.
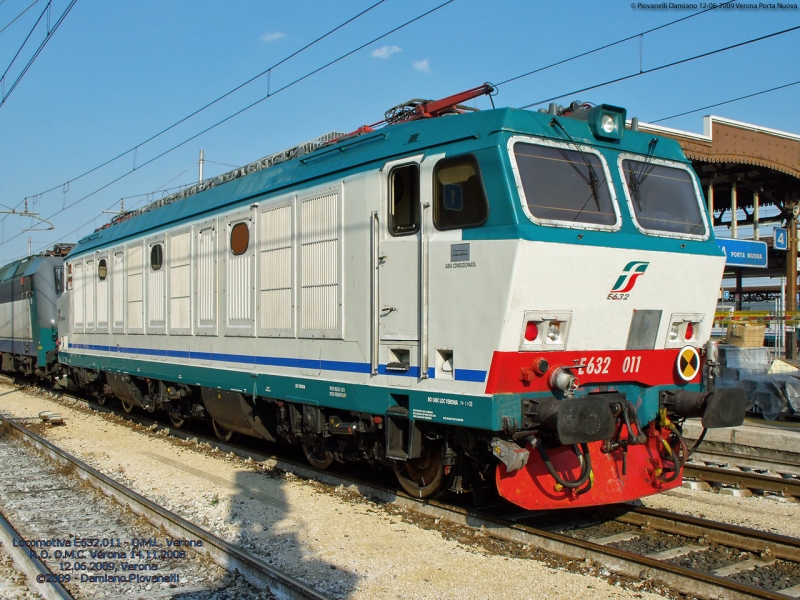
[27,236,31,257]
[199,149,204,183]
[787,187,799,360]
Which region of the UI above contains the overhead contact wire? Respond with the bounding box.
[518,24,800,109]
[0,0,77,108]
[651,79,800,123]
[6,0,458,253]
[0,0,41,37]
[15,0,389,202]
[495,0,734,87]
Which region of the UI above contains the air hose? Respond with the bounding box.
[533,440,593,491]
[687,427,707,458]
[657,408,689,484]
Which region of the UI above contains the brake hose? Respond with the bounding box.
[534,440,592,489]
[687,427,707,458]
[658,422,689,484]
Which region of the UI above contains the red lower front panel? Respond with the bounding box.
[496,436,682,510]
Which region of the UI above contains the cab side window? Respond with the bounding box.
[433,155,488,230]
[389,164,420,236]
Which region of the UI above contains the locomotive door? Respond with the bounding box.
[378,156,425,377]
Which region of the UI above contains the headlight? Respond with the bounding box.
[601,114,616,134]
[587,104,627,140]
[669,324,679,341]
[547,322,561,342]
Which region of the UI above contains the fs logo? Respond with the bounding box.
[608,261,649,300]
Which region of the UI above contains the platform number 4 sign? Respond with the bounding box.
[774,228,788,251]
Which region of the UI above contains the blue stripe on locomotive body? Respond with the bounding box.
[67,108,721,261]
[61,104,722,433]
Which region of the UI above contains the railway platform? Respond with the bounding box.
[684,416,800,452]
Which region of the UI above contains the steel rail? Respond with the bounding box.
[0,416,332,600]
[7,384,800,599]
[684,463,800,498]
[0,507,73,600]
[691,447,800,476]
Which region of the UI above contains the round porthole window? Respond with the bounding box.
[230,222,249,256]
[150,244,163,271]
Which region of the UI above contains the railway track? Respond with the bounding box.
[10,385,800,599]
[0,415,331,600]
[679,431,800,498]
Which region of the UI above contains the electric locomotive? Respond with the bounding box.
[0,244,71,378]
[31,84,748,509]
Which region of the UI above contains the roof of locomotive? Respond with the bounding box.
[0,254,61,283]
[65,105,693,259]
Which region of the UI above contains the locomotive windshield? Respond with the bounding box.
[621,159,706,236]
[512,141,617,227]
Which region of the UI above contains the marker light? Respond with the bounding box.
[685,322,694,340]
[525,322,539,342]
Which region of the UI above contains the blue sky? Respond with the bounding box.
[0,0,798,262]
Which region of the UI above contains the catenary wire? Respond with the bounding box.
[7,0,731,215]
[0,0,40,36]
[0,1,718,228]
[518,24,800,109]
[4,0,457,255]
[0,0,51,83]
[13,0,388,203]
[0,0,387,229]
[495,1,734,87]
[10,6,789,256]
[0,0,76,108]
[650,79,800,123]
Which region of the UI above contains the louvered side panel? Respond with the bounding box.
[227,252,252,325]
[96,281,108,328]
[148,268,166,328]
[196,226,216,334]
[72,262,84,331]
[259,203,293,335]
[85,260,95,330]
[169,231,191,333]
[300,190,340,336]
[112,253,124,330]
[127,245,143,333]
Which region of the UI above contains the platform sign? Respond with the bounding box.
[774,228,789,251]
[715,238,768,268]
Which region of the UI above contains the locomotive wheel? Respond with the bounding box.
[96,395,108,407]
[393,441,453,499]
[168,410,186,429]
[212,419,234,443]
[302,441,334,470]
[120,400,135,414]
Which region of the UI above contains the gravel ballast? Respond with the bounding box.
[0,384,667,600]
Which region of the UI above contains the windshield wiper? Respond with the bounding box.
[549,118,603,211]
[628,138,659,211]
